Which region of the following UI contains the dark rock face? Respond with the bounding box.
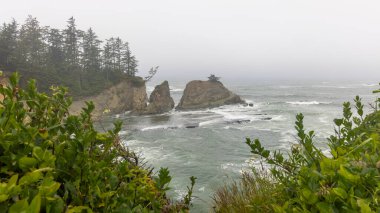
[144,81,175,114]
[176,80,244,110]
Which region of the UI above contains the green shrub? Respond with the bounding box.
[213,170,286,213]
[215,84,380,212]
[0,73,195,212]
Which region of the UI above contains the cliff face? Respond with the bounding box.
[176,80,244,110]
[70,77,148,119]
[144,81,174,114]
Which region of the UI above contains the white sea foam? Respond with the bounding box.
[312,85,353,89]
[286,101,331,105]
[170,87,184,92]
[271,115,286,121]
[141,125,181,131]
[146,86,155,92]
[362,83,378,87]
[118,130,128,136]
[318,116,330,124]
[199,119,221,126]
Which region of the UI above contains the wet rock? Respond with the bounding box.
[176,80,245,110]
[144,81,175,114]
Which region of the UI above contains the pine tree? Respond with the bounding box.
[17,15,46,72]
[46,28,65,73]
[63,17,80,69]
[102,39,113,81]
[81,28,101,73]
[0,19,18,71]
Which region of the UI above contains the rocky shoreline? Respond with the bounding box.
[70,77,245,119]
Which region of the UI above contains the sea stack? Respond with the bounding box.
[176,80,244,110]
[145,81,175,114]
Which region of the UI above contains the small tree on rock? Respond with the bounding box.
[208,74,220,82]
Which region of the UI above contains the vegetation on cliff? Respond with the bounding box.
[214,85,380,212]
[0,16,144,98]
[0,73,195,212]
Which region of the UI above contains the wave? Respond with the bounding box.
[170,87,184,92]
[199,119,221,127]
[286,101,331,105]
[141,125,182,131]
[362,83,378,87]
[146,86,155,92]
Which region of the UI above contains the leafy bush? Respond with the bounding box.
[0,73,195,212]
[215,84,380,212]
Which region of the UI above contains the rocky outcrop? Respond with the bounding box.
[144,81,174,114]
[70,77,148,119]
[176,80,244,110]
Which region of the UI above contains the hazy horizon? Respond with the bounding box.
[1,0,380,82]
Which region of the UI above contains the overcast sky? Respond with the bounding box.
[1,0,380,82]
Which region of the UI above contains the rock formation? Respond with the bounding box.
[144,81,174,114]
[70,77,148,119]
[176,80,244,110]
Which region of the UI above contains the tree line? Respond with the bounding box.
[0,16,139,97]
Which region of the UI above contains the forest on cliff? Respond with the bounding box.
[0,16,139,98]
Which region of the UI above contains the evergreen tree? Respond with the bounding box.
[17,15,46,72]
[63,17,80,69]
[0,16,143,96]
[121,42,138,76]
[81,28,101,73]
[102,39,113,81]
[46,28,65,73]
[0,19,18,71]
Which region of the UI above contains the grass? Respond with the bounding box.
[213,169,286,213]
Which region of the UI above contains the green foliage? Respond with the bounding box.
[215,84,380,212]
[0,73,195,212]
[243,85,380,212]
[0,16,144,98]
[213,170,286,213]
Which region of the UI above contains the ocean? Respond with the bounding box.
[98,80,378,212]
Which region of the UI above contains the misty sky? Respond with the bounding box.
[1,0,380,82]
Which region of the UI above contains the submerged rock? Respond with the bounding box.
[144,81,175,114]
[176,80,244,110]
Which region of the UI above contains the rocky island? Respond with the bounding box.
[144,80,175,114]
[176,78,244,110]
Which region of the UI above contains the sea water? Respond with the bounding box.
[99,80,378,212]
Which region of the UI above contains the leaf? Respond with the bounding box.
[7,174,18,188]
[67,206,94,213]
[333,187,347,199]
[338,165,360,183]
[9,199,28,213]
[19,171,43,185]
[357,199,372,213]
[316,202,334,213]
[28,194,41,213]
[0,194,9,202]
[19,157,38,171]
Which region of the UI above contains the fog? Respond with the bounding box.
[1,0,380,82]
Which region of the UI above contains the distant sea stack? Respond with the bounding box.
[176,80,244,110]
[144,81,175,114]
